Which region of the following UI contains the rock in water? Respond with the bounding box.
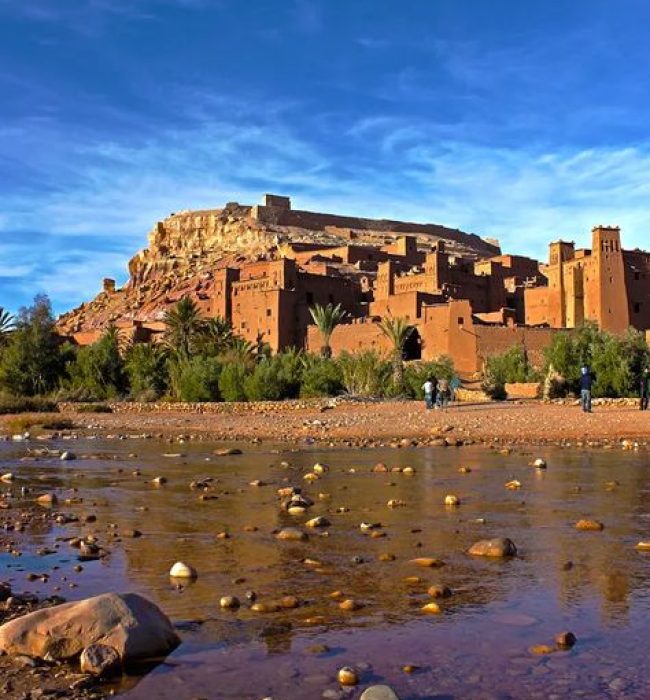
[80,643,122,676]
[169,562,197,578]
[468,538,517,557]
[360,686,401,700]
[575,519,604,531]
[0,592,179,661]
[60,451,76,461]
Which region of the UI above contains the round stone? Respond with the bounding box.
[220,596,240,609]
[169,561,197,578]
[360,686,400,700]
[337,666,359,686]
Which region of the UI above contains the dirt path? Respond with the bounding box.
[4,400,648,448]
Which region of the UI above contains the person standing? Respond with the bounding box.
[436,376,450,409]
[450,375,461,403]
[580,366,594,413]
[640,367,650,411]
[422,377,436,410]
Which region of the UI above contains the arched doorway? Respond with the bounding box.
[402,327,422,360]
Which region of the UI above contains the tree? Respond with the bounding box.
[67,326,127,399]
[0,295,64,396]
[379,316,414,390]
[125,343,169,399]
[309,303,346,358]
[163,297,204,359]
[195,316,234,357]
[0,307,14,346]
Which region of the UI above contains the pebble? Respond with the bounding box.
[444,494,460,506]
[575,519,604,531]
[555,631,577,648]
[421,602,442,614]
[220,596,240,609]
[276,527,308,541]
[468,538,517,557]
[337,667,359,686]
[169,561,197,578]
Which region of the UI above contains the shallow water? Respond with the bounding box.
[1,438,649,699]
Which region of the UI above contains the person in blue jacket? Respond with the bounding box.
[579,366,594,413]
[640,367,650,411]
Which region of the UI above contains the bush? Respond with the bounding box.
[170,356,222,402]
[66,328,127,400]
[244,359,287,401]
[125,344,168,399]
[544,323,650,398]
[300,356,343,397]
[74,403,113,413]
[218,362,248,402]
[337,351,391,397]
[0,393,58,415]
[0,295,65,396]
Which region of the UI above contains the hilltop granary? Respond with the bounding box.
[57,194,650,375]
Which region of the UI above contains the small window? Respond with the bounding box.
[458,317,464,326]
[266,308,272,317]
[634,302,641,314]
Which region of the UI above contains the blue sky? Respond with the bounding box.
[2,0,650,315]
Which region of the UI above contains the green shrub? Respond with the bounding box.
[170,356,221,402]
[0,295,65,396]
[544,323,650,398]
[67,327,127,400]
[300,356,343,397]
[244,359,287,401]
[0,393,58,414]
[74,403,113,413]
[125,344,168,399]
[218,362,248,402]
[337,351,391,397]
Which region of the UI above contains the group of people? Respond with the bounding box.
[579,365,650,413]
[422,376,460,410]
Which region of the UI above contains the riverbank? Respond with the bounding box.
[2,399,649,448]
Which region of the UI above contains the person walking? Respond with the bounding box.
[579,366,594,413]
[436,376,451,409]
[422,377,436,410]
[450,375,461,403]
[640,367,650,411]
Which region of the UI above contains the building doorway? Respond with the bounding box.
[402,327,422,360]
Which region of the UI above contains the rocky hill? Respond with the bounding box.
[56,195,501,336]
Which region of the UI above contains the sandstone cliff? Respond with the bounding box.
[56,196,500,336]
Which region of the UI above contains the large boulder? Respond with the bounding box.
[0,592,179,661]
[360,687,401,700]
[468,538,517,557]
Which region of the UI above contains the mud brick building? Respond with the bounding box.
[58,195,650,376]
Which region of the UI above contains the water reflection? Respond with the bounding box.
[1,439,649,698]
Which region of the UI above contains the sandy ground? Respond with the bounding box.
[4,400,647,447]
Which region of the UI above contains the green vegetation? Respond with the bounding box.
[482,345,540,400]
[0,297,460,407]
[481,323,650,400]
[378,316,415,391]
[544,323,650,398]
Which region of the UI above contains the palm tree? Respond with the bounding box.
[379,316,414,390]
[0,307,15,346]
[196,316,234,356]
[163,297,204,359]
[309,302,346,358]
